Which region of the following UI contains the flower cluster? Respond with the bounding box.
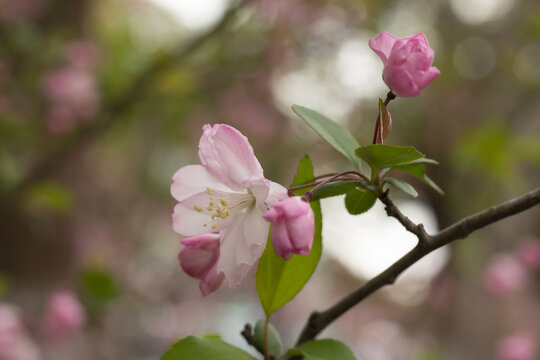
[171,124,315,295]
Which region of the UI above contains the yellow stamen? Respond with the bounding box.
[194,205,203,212]
[211,223,217,229]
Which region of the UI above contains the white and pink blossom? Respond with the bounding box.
[171,124,287,289]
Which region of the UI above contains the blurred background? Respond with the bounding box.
[0,0,539,359]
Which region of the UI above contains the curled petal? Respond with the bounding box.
[198,124,264,187]
[383,66,419,97]
[413,67,440,90]
[369,31,397,64]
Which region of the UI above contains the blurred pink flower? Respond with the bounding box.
[178,233,224,296]
[43,290,86,340]
[496,332,537,360]
[0,304,40,360]
[369,31,440,97]
[66,41,99,70]
[42,67,100,120]
[171,124,287,288]
[263,196,314,260]
[483,254,527,296]
[515,237,540,270]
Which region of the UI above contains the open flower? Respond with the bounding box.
[264,196,315,260]
[178,233,224,296]
[369,31,440,97]
[171,124,287,288]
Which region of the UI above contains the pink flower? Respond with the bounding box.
[171,124,287,288]
[43,290,86,339]
[496,333,537,360]
[178,233,225,296]
[483,254,527,296]
[515,238,540,270]
[263,196,315,260]
[369,31,440,97]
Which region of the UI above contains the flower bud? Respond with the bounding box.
[369,31,440,97]
[178,233,224,296]
[263,196,315,260]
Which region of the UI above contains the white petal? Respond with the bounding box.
[243,208,270,257]
[265,181,288,208]
[172,192,235,236]
[171,165,234,202]
[217,213,257,288]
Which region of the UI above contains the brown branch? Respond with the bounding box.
[296,187,540,345]
[0,0,249,212]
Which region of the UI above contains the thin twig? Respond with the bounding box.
[0,0,249,212]
[295,187,540,345]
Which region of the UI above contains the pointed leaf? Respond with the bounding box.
[287,339,357,360]
[355,144,424,173]
[310,180,366,201]
[344,188,377,215]
[256,155,323,315]
[391,163,444,195]
[292,105,360,169]
[161,336,252,360]
[383,177,418,197]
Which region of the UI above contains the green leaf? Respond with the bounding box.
[292,105,360,169]
[256,155,323,316]
[355,144,424,173]
[391,164,444,195]
[344,188,377,215]
[310,180,366,201]
[79,268,119,303]
[287,339,357,360]
[383,177,418,198]
[253,320,283,357]
[161,336,253,360]
[25,182,73,213]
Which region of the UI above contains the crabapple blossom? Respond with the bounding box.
[171,124,287,288]
[263,196,315,260]
[369,31,440,97]
[483,254,527,296]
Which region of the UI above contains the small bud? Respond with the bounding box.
[263,196,315,260]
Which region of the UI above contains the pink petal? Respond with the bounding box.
[383,65,419,97]
[171,165,234,202]
[179,245,218,278]
[198,124,264,187]
[369,31,397,64]
[199,262,225,296]
[271,221,293,259]
[414,66,440,90]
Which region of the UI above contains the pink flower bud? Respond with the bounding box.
[178,233,225,296]
[43,290,86,340]
[483,254,527,296]
[515,237,540,270]
[263,196,315,260]
[496,332,537,360]
[369,31,440,97]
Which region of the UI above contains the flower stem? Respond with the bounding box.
[264,317,270,360]
[303,171,368,201]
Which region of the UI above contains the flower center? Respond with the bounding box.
[194,187,255,230]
